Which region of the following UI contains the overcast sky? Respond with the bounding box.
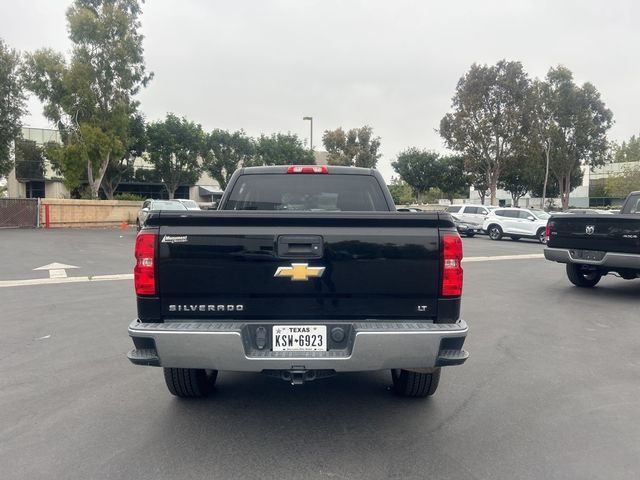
[1,0,638,180]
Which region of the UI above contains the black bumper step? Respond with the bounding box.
[127,348,160,366]
[436,349,469,366]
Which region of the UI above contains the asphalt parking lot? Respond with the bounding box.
[1,228,639,480]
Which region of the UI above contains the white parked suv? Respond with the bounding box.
[445,204,497,229]
[482,207,551,244]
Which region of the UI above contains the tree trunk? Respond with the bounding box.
[101,182,116,200]
[87,154,110,199]
[563,175,571,210]
[489,181,497,206]
[542,146,550,210]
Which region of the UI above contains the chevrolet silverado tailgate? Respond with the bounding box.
[150,212,447,321]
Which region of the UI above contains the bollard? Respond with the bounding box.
[121,221,127,231]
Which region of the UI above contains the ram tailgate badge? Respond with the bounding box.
[274,263,325,281]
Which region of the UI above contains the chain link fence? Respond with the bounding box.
[0,198,39,228]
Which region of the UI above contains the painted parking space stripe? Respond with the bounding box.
[0,253,544,288]
[0,273,133,288]
[463,253,544,263]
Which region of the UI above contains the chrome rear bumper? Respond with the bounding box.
[128,320,469,372]
[544,247,640,269]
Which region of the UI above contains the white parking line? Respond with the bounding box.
[463,253,544,263]
[0,253,544,288]
[0,273,133,288]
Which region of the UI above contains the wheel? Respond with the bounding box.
[163,368,218,398]
[391,368,441,397]
[488,225,503,241]
[537,228,547,244]
[510,236,521,241]
[465,233,475,238]
[136,220,141,232]
[566,264,602,288]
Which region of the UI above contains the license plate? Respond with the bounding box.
[272,325,327,352]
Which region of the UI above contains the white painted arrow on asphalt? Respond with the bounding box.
[33,262,79,279]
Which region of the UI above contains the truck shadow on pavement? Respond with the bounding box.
[140,371,465,479]
[154,370,449,447]
[554,279,640,300]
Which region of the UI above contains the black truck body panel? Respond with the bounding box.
[142,211,456,322]
[547,214,640,254]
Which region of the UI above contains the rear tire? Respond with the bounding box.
[537,228,547,244]
[566,264,602,288]
[163,368,218,398]
[488,225,503,241]
[510,236,521,241]
[136,220,141,232]
[391,368,441,397]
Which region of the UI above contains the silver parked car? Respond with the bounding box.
[137,199,187,231]
[176,199,201,210]
[445,204,497,230]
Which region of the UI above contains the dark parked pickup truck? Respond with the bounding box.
[544,191,640,287]
[127,165,468,398]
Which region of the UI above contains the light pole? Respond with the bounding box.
[302,116,313,151]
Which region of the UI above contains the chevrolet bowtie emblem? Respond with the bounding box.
[274,263,325,281]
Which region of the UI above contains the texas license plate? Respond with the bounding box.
[272,325,327,352]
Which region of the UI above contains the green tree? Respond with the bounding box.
[391,148,440,203]
[530,78,556,208]
[45,136,88,191]
[604,165,640,198]
[0,39,27,177]
[22,0,152,198]
[440,60,532,205]
[14,139,45,181]
[204,129,255,189]
[146,114,204,199]
[542,67,612,210]
[424,187,444,204]
[253,133,314,166]
[612,135,640,163]
[101,113,147,199]
[388,178,414,205]
[467,167,489,205]
[322,125,381,167]
[436,155,469,203]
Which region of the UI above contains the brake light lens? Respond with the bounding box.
[287,165,328,174]
[545,221,553,243]
[442,233,463,297]
[134,232,156,296]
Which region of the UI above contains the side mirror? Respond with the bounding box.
[527,215,535,221]
[142,207,149,212]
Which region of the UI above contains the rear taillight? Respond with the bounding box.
[287,165,328,174]
[442,233,463,297]
[134,232,156,296]
[545,222,553,243]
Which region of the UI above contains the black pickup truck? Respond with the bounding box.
[127,165,468,398]
[545,191,640,287]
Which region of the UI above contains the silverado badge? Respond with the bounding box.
[274,263,325,281]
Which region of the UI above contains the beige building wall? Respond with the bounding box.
[45,181,70,198]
